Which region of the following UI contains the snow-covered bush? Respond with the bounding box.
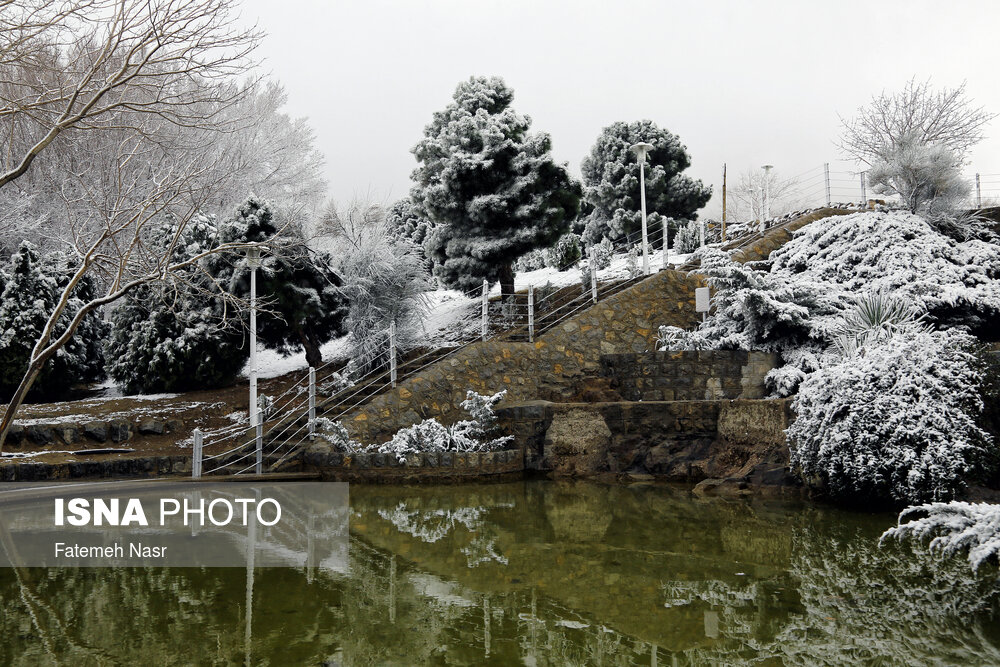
[881,501,1000,569]
[588,237,615,270]
[546,232,582,269]
[868,132,970,215]
[673,219,701,254]
[767,210,1000,336]
[830,291,930,358]
[514,249,548,273]
[321,202,431,372]
[320,390,512,463]
[788,328,992,505]
[0,242,107,400]
[656,325,706,351]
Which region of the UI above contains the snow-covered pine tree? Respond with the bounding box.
[0,242,106,400]
[385,196,436,266]
[412,76,582,299]
[105,215,249,394]
[580,120,711,245]
[216,197,349,369]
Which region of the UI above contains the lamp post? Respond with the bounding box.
[761,164,773,232]
[630,142,654,275]
[246,244,266,427]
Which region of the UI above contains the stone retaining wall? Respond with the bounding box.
[495,399,797,491]
[344,269,703,443]
[302,446,523,483]
[599,350,778,401]
[0,455,190,481]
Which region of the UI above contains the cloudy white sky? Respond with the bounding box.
[240,0,1000,217]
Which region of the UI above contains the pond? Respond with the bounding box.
[1,480,998,665]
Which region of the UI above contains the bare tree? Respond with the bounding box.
[840,78,997,165]
[728,167,802,222]
[0,0,273,450]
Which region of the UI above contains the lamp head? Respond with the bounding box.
[630,142,654,161]
[245,243,267,269]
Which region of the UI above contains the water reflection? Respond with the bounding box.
[0,480,997,665]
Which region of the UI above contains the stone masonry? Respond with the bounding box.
[600,350,778,401]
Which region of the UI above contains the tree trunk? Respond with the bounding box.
[498,262,515,303]
[296,325,323,369]
[0,356,49,451]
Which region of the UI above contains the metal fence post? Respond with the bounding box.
[976,173,982,208]
[308,367,316,440]
[590,251,598,304]
[255,408,263,475]
[824,163,831,207]
[481,279,489,341]
[662,223,670,270]
[527,284,534,343]
[388,322,397,387]
[192,428,203,478]
[699,220,705,248]
[860,171,867,206]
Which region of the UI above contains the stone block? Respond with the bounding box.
[108,421,131,442]
[138,419,165,435]
[441,452,454,467]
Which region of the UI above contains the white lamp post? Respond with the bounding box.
[630,142,654,275]
[761,164,773,232]
[246,243,267,427]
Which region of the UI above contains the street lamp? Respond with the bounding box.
[246,243,268,427]
[630,142,654,275]
[761,165,774,232]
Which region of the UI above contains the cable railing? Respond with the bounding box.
[192,190,850,477]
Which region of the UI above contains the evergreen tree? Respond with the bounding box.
[385,197,435,255]
[217,198,349,369]
[106,198,350,393]
[412,76,581,298]
[0,242,106,400]
[580,120,711,245]
[105,215,249,394]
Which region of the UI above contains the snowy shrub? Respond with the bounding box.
[545,232,582,269]
[764,365,806,398]
[656,325,706,351]
[377,419,452,462]
[450,390,513,452]
[315,418,362,452]
[105,215,248,394]
[831,291,930,358]
[788,328,992,505]
[0,242,107,400]
[321,202,431,372]
[684,247,841,352]
[324,390,512,463]
[318,371,353,397]
[625,245,641,278]
[588,237,615,270]
[514,249,548,273]
[867,131,970,215]
[673,219,701,254]
[767,210,1000,336]
[881,501,1000,570]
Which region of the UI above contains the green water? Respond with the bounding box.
[1,480,998,665]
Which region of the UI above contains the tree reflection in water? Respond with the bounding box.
[0,480,997,665]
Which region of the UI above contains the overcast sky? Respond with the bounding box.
[240,0,1000,217]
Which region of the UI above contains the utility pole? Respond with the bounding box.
[721,163,727,241]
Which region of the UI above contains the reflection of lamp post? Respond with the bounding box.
[246,244,266,427]
[630,142,654,275]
